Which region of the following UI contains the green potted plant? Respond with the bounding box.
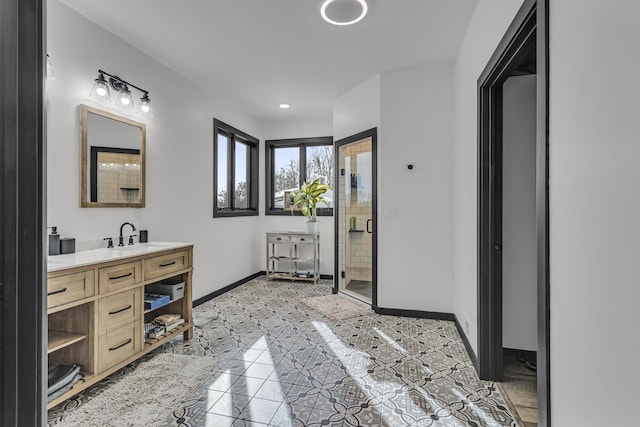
[290,178,331,233]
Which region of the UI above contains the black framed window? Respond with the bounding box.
[213,119,259,217]
[265,137,334,216]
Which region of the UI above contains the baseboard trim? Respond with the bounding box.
[454,315,478,370]
[373,306,478,369]
[193,272,263,307]
[374,306,455,321]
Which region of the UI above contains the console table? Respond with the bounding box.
[266,231,320,284]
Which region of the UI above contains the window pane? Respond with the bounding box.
[306,145,334,208]
[273,147,300,209]
[234,141,248,209]
[217,133,228,209]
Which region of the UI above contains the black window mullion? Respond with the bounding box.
[229,135,235,211]
[246,141,252,209]
[300,144,307,187]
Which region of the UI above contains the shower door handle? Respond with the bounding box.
[366,219,373,234]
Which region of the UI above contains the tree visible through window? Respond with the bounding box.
[213,119,258,217]
[266,137,333,215]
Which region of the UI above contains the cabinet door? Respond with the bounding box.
[98,320,142,373]
[98,288,141,335]
[47,270,95,308]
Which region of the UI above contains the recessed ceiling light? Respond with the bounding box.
[279,103,291,109]
[321,0,368,26]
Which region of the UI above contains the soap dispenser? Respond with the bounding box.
[48,226,60,256]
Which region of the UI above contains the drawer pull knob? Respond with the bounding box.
[110,272,132,281]
[47,287,67,296]
[109,338,132,351]
[300,238,305,241]
[159,261,176,268]
[276,238,282,241]
[108,305,132,315]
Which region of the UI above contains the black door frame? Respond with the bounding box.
[333,128,378,309]
[1,0,47,425]
[477,0,550,425]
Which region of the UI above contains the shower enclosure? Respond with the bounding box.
[334,129,377,305]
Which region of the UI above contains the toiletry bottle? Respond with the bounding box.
[48,226,60,256]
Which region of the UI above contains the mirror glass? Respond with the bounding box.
[80,105,146,207]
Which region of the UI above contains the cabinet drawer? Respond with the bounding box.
[98,261,141,294]
[291,235,314,244]
[98,289,141,335]
[47,270,95,308]
[268,235,289,243]
[98,320,141,373]
[143,251,188,280]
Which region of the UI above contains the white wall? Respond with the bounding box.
[47,0,263,300]
[502,75,537,351]
[550,1,640,424]
[260,118,335,275]
[333,75,381,142]
[378,66,455,312]
[452,0,525,352]
[333,68,455,313]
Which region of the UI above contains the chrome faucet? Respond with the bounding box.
[118,222,136,247]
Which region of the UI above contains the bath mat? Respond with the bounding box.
[301,294,371,321]
[53,353,217,427]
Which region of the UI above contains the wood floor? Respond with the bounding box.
[499,351,538,427]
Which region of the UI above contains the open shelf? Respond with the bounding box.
[144,297,183,314]
[47,330,87,354]
[144,322,192,347]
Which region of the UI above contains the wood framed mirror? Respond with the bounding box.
[80,104,146,207]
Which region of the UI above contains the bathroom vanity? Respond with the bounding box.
[46,242,193,409]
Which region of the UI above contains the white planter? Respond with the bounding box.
[306,221,320,234]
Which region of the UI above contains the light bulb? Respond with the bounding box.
[139,93,152,115]
[96,86,107,97]
[120,97,130,105]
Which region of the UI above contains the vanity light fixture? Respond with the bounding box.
[89,69,152,115]
[279,103,291,109]
[320,0,368,26]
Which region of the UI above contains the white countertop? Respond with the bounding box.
[47,242,193,273]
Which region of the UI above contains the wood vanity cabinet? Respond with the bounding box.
[46,245,194,409]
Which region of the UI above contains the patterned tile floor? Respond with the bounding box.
[49,277,516,427]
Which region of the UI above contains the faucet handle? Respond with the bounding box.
[103,237,114,248]
[128,235,137,245]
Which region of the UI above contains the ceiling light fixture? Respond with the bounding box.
[279,103,291,109]
[320,0,368,26]
[89,69,152,115]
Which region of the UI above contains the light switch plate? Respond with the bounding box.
[387,208,399,219]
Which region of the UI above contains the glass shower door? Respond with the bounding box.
[336,134,374,304]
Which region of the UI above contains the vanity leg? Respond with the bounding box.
[183,269,193,340]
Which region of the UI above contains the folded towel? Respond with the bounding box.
[47,372,82,403]
[48,364,80,396]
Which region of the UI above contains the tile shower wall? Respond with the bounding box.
[339,140,373,286]
[96,152,142,204]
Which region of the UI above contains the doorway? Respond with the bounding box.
[477,0,549,426]
[333,128,377,306]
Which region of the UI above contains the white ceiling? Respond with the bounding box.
[59,0,477,124]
